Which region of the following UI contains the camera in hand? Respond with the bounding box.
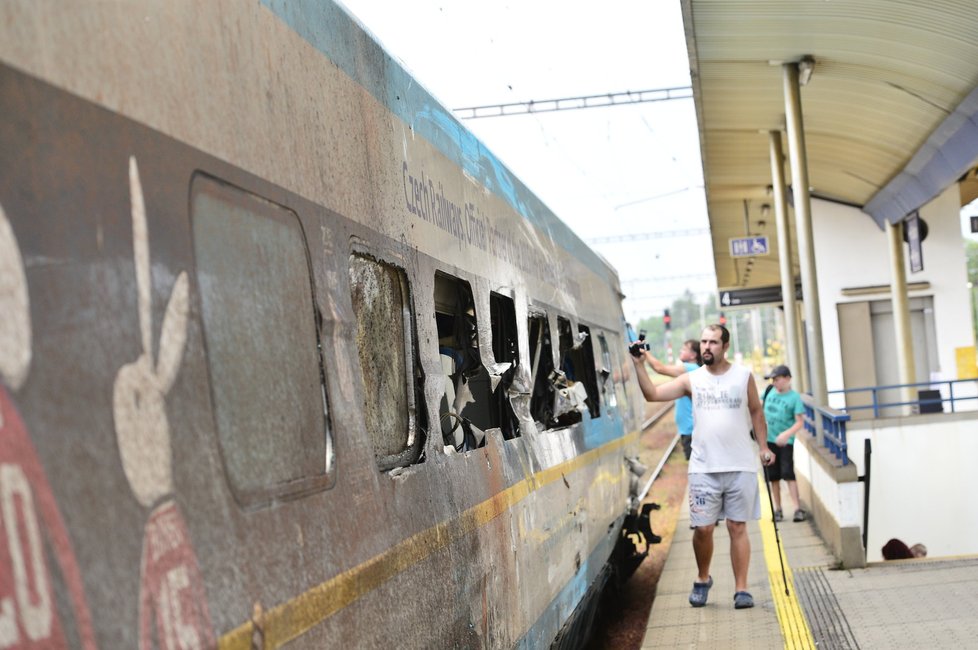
[629,331,650,358]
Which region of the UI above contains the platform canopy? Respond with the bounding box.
[681,0,978,292]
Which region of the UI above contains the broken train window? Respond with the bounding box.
[349,253,424,470]
[191,175,332,506]
[528,310,556,427]
[435,273,494,451]
[489,291,520,439]
[553,317,600,424]
[597,332,619,413]
[570,323,600,418]
[614,329,632,416]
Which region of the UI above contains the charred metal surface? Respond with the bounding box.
[349,253,416,462]
[0,2,647,646]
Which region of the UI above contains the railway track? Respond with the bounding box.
[588,403,690,649]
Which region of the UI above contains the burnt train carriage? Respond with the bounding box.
[0,1,648,647]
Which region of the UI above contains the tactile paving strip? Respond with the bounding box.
[794,567,860,650]
[825,556,978,649]
[755,476,815,649]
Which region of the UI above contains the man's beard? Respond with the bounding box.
[702,353,715,366]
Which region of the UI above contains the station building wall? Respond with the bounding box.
[846,413,978,561]
[810,185,974,406]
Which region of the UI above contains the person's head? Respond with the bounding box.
[680,339,701,365]
[910,543,927,558]
[765,365,792,392]
[881,538,913,560]
[699,325,729,366]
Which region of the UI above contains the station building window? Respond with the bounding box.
[191,175,332,506]
[349,253,423,469]
[489,291,520,439]
[435,273,493,451]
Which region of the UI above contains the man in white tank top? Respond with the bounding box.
[631,324,774,610]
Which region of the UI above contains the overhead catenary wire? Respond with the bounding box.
[586,228,710,245]
[621,273,715,285]
[454,86,693,119]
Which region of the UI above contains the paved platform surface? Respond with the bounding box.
[641,479,978,649]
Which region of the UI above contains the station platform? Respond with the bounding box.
[640,478,978,649]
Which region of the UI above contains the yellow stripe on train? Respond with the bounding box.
[218,430,639,649]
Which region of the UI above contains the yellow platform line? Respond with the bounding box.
[757,474,815,650]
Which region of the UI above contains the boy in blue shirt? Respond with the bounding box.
[763,365,808,522]
[641,340,701,459]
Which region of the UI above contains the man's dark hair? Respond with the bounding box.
[684,339,702,365]
[705,324,730,344]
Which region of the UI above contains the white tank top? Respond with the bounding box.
[688,363,758,473]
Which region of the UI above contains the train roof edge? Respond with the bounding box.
[264,0,621,290]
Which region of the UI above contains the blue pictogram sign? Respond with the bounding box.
[729,236,769,257]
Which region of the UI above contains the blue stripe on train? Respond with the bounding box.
[259,0,615,285]
[582,409,626,450]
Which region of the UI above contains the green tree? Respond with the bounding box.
[967,240,978,284]
[630,290,787,371]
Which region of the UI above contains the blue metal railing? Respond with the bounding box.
[799,378,978,465]
[800,394,851,465]
[828,378,978,418]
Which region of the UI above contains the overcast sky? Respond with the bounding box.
[339,0,716,324]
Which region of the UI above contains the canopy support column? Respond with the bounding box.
[769,130,803,389]
[783,61,827,405]
[887,219,917,413]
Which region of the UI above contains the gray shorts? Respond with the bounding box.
[688,471,761,527]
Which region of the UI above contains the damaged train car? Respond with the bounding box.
[0,1,654,647]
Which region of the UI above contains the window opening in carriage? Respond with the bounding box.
[191,175,332,506]
[553,317,599,424]
[613,331,632,416]
[573,324,601,418]
[528,311,556,427]
[597,333,619,413]
[349,253,424,470]
[435,273,493,452]
[489,291,520,439]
